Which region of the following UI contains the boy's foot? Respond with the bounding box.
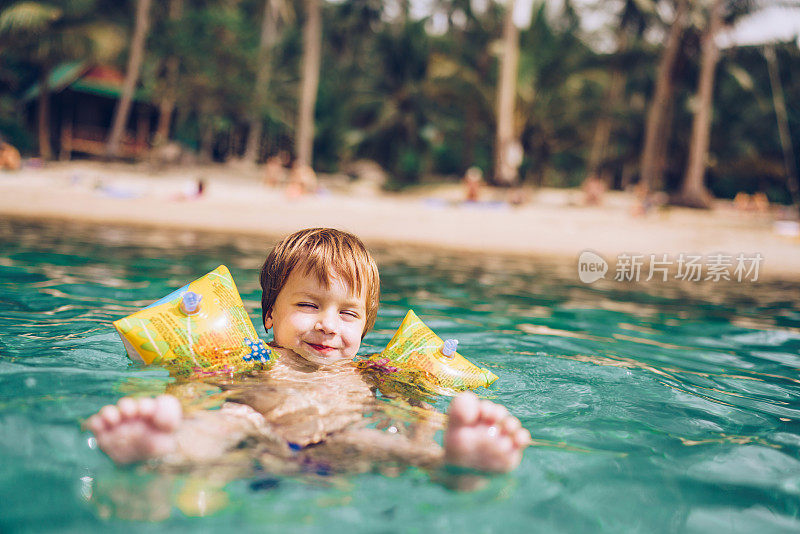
[444,391,530,473]
[86,395,182,465]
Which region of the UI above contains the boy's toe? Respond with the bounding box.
[478,401,507,425]
[99,405,121,427]
[448,391,480,426]
[500,415,521,435]
[117,397,137,419]
[138,397,157,418]
[152,395,182,431]
[513,427,531,448]
[86,414,105,435]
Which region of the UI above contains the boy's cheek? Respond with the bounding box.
[346,333,364,355]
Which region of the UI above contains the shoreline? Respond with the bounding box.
[2,161,799,281]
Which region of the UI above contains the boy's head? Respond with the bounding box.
[260,228,380,364]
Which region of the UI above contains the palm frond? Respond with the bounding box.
[0,2,61,34]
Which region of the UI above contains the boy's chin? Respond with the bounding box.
[295,347,350,366]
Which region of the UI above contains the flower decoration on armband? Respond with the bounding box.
[243,338,271,362]
[365,357,399,375]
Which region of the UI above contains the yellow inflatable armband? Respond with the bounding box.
[362,310,498,393]
[113,265,271,377]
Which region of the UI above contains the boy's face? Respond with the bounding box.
[265,266,367,365]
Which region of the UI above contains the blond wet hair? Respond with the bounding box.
[260,228,380,337]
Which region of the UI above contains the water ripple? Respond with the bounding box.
[2,218,800,531]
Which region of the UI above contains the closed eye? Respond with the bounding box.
[341,310,359,318]
[297,302,318,309]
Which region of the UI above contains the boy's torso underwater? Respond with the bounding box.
[171,346,444,453]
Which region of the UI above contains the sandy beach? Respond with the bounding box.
[1,160,798,280]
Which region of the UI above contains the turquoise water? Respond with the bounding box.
[1,218,800,532]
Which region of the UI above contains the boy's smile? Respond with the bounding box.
[264,266,367,365]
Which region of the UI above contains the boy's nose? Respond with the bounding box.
[315,311,337,334]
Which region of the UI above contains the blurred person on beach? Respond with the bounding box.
[286,162,318,198]
[263,152,289,188]
[630,182,666,217]
[733,192,751,211]
[171,179,205,201]
[463,167,484,202]
[735,192,770,214]
[508,184,529,207]
[86,228,530,488]
[582,173,606,207]
[0,140,21,171]
[753,192,770,213]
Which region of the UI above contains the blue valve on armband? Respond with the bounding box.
[180,291,202,315]
[442,339,458,357]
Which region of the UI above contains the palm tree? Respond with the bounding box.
[295,0,321,167]
[639,0,688,193]
[675,0,755,208]
[493,0,521,185]
[674,0,722,207]
[153,0,183,147]
[105,0,152,158]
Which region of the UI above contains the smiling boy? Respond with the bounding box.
[259,227,379,366]
[87,228,530,476]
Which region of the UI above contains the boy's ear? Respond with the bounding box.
[263,310,273,331]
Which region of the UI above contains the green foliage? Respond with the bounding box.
[0,0,795,201]
[0,0,123,65]
[516,2,604,186]
[0,95,34,149]
[710,43,800,203]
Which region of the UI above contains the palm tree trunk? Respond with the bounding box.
[245,0,278,163]
[654,96,674,183]
[295,0,321,167]
[639,0,687,193]
[677,0,723,209]
[106,0,153,158]
[154,0,183,147]
[494,0,520,185]
[37,66,53,160]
